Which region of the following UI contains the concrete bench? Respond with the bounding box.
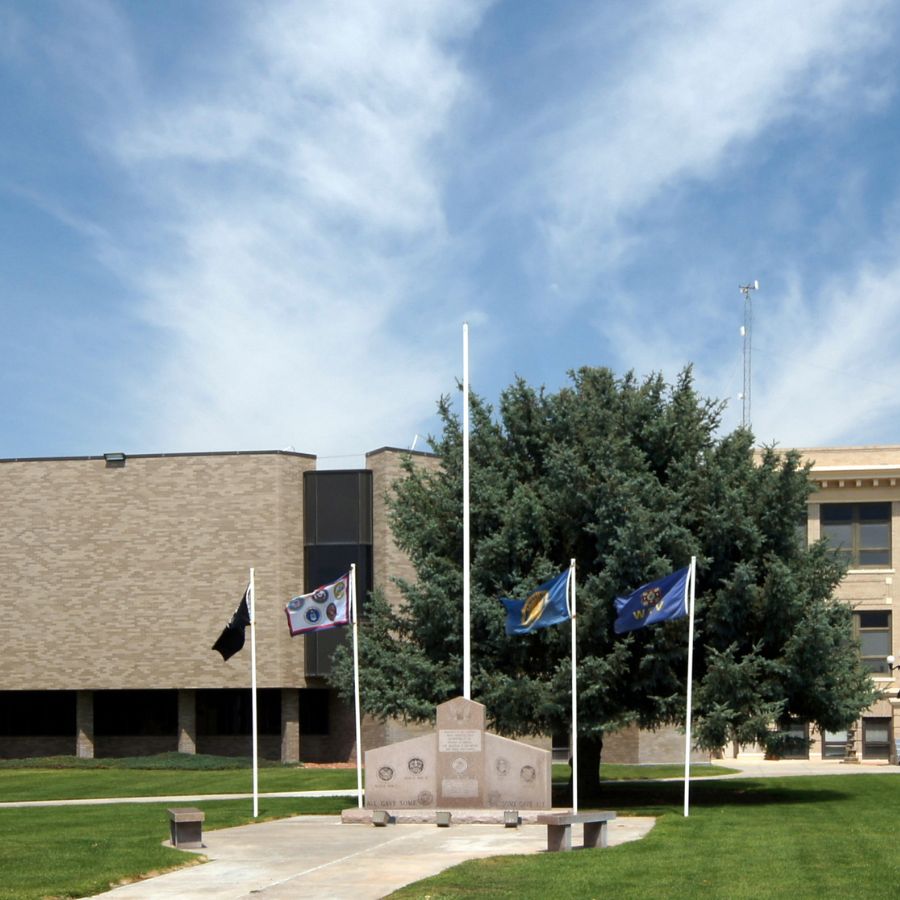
[167,807,205,849]
[536,811,616,852]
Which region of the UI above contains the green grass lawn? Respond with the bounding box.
[0,753,359,800]
[0,765,357,801]
[3,763,899,899]
[391,774,900,899]
[0,755,730,802]
[551,762,734,782]
[0,796,347,900]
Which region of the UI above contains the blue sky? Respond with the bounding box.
[3,0,900,465]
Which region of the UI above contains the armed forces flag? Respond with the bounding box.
[285,573,350,635]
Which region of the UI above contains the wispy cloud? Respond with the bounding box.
[93,0,491,457]
[5,0,900,460]
[537,0,889,284]
[750,260,900,446]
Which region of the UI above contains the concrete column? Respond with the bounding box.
[281,688,300,763]
[178,689,197,755]
[76,690,94,759]
[807,502,820,543]
[890,700,900,765]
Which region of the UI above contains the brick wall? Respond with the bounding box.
[0,452,315,692]
[365,447,439,609]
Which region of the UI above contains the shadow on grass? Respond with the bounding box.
[0,752,291,771]
[552,777,849,813]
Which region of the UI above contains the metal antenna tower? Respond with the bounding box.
[739,280,759,428]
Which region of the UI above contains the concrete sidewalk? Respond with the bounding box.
[91,815,656,899]
[707,756,900,778]
[42,757,900,898]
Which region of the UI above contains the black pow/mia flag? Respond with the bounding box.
[212,587,251,661]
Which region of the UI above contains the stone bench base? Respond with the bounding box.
[536,811,616,852]
[167,807,205,849]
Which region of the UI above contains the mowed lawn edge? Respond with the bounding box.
[0,761,733,802]
[0,765,358,801]
[389,774,900,899]
[0,757,740,900]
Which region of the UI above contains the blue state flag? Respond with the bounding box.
[614,566,690,634]
[501,569,571,635]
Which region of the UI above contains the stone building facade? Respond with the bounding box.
[2,443,896,766]
[0,447,436,762]
[796,445,900,763]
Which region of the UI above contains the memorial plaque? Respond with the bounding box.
[438,730,482,753]
[364,732,437,809]
[364,696,550,810]
[484,732,551,809]
[436,698,487,807]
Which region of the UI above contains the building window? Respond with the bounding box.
[95,690,177,736]
[771,720,809,759]
[854,611,892,674]
[862,718,891,760]
[299,689,330,735]
[821,730,847,759]
[0,691,75,737]
[821,502,891,568]
[196,689,281,736]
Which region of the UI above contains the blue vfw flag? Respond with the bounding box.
[614,566,690,634]
[501,569,571,635]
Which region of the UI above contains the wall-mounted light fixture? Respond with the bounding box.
[103,452,127,467]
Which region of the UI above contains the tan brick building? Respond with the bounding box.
[2,443,897,765]
[797,445,900,762]
[583,445,900,766]
[0,447,435,762]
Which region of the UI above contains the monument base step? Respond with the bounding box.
[341,807,571,825]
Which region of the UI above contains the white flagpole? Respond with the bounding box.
[350,564,364,809]
[683,556,697,818]
[462,322,471,700]
[569,559,578,814]
[249,567,259,818]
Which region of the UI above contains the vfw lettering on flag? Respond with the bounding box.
[630,586,665,623]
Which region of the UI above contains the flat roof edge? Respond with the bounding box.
[0,449,317,464]
[366,445,437,459]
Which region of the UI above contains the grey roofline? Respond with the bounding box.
[0,449,317,464]
[365,446,437,459]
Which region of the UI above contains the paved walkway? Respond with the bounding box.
[91,814,655,899]
[707,756,900,778]
[7,756,888,899]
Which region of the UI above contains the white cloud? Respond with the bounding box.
[102,0,490,457]
[749,262,900,447]
[538,0,889,282]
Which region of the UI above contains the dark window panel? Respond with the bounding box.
[303,545,373,677]
[299,689,330,735]
[196,689,281,736]
[0,690,76,737]
[94,690,177,736]
[854,611,892,675]
[821,503,892,568]
[304,471,373,545]
[858,611,890,628]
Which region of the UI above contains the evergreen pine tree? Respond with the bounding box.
[330,366,877,798]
